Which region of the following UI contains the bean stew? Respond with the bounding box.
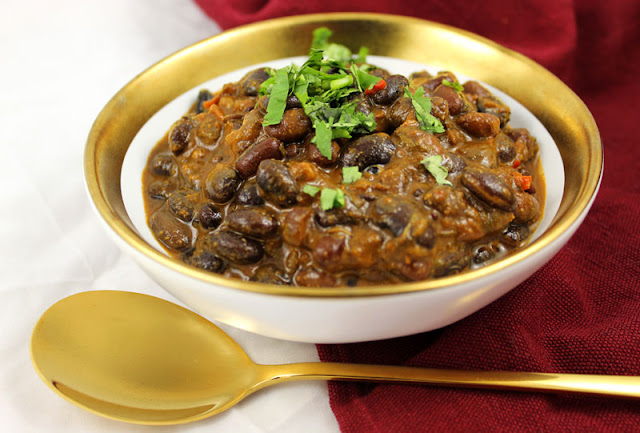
[142,29,545,287]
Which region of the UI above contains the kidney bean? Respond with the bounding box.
[195,89,213,114]
[150,153,177,177]
[441,152,467,174]
[197,202,223,229]
[421,72,458,92]
[434,84,464,115]
[239,68,270,96]
[312,235,346,270]
[340,132,395,170]
[149,210,192,251]
[265,109,312,143]
[304,136,340,166]
[282,207,312,246]
[227,207,279,239]
[456,112,501,138]
[236,137,284,178]
[432,245,471,277]
[236,182,265,205]
[462,81,492,98]
[256,159,298,206]
[168,117,192,155]
[371,74,409,105]
[429,96,449,122]
[205,165,239,203]
[461,167,515,211]
[210,231,264,264]
[168,190,197,222]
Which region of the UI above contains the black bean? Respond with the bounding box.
[252,265,286,285]
[388,97,414,128]
[373,197,413,236]
[205,165,240,203]
[461,167,515,211]
[147,178,178,199]
[236,182,265,205]
[236,137,284,178]
[185,250,225,273]
[149,210,192,251]
[371,75,408,105]
[495,133,516,163]
[414,225,436,249]
[340,132,395,170]
[256,159,298,207]
[502,223,530,247]
[472,244,497,265]
[364,165,381,174]
[477,96,510,127]
[314,209,355,227]
[286,94,302,109]
[197,202,223,229]
[195,89,213,114]
[210,231,264,264]
[239,68,271,96]
[150,153,177,176]
[227,207,279,239]
[168,118,192,155]
[432,245,471,277]
[168,190,196,222]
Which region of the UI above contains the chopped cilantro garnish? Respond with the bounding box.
[342,166,362,184]
[303,184,320,197]
[261,29,378,158]
[421,155,452,186]
[355,46,368,64]
[262,68,290,126]
[320,188,345,211]
[442,79,464,93]
[404,87,445,134]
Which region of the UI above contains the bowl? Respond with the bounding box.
[84,13,602,343]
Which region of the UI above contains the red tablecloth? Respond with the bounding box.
[197,1,640,431]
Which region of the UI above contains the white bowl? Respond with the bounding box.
[84,14,602,343]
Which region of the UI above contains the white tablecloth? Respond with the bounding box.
[0,1,339,431]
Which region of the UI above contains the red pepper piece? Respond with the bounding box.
[514,174,532,191]
[512,160,521,168]
[365,79,387,95]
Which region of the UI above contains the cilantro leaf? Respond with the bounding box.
[312,119,333,159]
[311,27,332,50]
[303,184,320,197]
[442,79,464,93]
[262,68,290,126]
[421,155,452,186]
[355,46,368,64]
[342,166,362,184]
[350,64,381,92]
[319,188,346,210]
[404,87,445,133]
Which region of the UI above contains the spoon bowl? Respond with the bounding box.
[31,291,640,425]
[30,291,262,424]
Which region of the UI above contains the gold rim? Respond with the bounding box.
[84,13,602,297]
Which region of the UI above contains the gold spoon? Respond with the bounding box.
[31,291,640,425]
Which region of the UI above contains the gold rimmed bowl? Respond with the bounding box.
[84,13,602,343]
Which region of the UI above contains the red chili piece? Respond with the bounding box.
[365,79,387,95]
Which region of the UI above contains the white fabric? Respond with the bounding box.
[0,1,340,431]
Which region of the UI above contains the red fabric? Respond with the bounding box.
[196,1,640,431]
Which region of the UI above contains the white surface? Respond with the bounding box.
[0,1,339,432]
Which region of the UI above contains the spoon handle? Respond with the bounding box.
[258,363,640,398]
